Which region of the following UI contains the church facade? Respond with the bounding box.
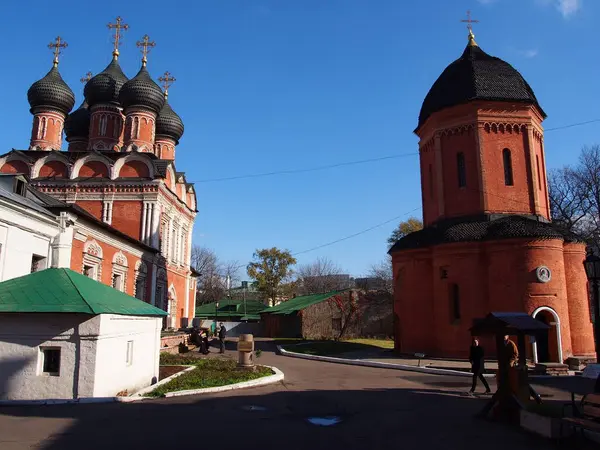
[389,30,596,363]
[0,19,197,328]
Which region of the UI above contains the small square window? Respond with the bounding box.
[126,341,134,366]
[31,255,47,273]
[41,348,61,375]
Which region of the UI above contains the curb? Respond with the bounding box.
[277,346,494,378]
[162,365,284,398]
[0,396,142,406]
[130,366,196,398]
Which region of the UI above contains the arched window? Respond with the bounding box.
[456,152,466,188]
[503,148,514,186]
[450,283,461,322]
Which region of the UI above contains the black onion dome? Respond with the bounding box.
[64,100,90,140]
[417,41,545,129]
[84,58,129,107]
[156,98,184,143]
[118,65,165,114]
[27,65,75,115]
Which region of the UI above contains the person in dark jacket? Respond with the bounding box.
[469,338,491,394]
[218,322,227,354]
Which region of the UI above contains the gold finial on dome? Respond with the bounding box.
[48,36,68,67]
[136,34,156,67]
[461,10,479,47]
[80,71,92,84]
[107,16,129,59]
[158,71,176,98]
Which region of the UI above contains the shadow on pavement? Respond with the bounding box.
[0,385,592,450]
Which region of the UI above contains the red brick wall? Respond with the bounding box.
[76,201,103,221]
[563,243,596,356]
[111,201,143,241]
[118,161,150,178]
[479,127,535,216]
[440,128,481,220]
[79,161,109,178]
[392,238,596,360]
[70,236,142,297]
[39,161,68,178]
[30,113,63,149]
[0,160,29,175]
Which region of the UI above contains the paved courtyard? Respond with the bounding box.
[0,341,592,450]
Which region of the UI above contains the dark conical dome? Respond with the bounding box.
[64,100,90,140]
[27,65,75,115]
[119,65,165,114]
[84,57,129,107]
[417,37,545,130]
[156,97,184,144]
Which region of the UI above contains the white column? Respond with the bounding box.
[184,271,190,319]
[108,202,113,224]
[102,201,108,223]
[150,203,160,249]
[141,202,148,243]
[51,212,74,268]
[145,203,152,244]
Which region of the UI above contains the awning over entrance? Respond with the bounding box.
[470,312,550,337]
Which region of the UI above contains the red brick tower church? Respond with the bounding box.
[0,18,197,328]
[389,28,596,363]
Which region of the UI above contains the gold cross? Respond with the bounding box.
[48,36,68,67]
[158,71,176,97]
[136,34,156,66]
[461,10,479,45]
[80,71,92,83]
[460,10,479,33]
[107,16,129,58]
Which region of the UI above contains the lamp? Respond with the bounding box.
[584,253,600,362]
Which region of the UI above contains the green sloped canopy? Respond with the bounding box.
[195,299,267,320]
[0,268,167,317]
[262,289,349,315]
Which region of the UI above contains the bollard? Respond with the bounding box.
[237,334,255,369]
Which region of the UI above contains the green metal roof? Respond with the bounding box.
[261,289,349,315]
[195,299,267,320]
[0,268,167,317]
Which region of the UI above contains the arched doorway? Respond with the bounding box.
[532,306,563,363]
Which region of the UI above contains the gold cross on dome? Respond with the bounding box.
[460,10,479,45]
[136,34,156,66]
[107,16,129,57]
[48,36,68,67]
[158,71,176,97]
[80,71,92,83]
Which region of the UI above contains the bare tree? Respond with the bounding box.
[367,257,393,295]
[297,257,351,294]
[549,145,600,250]
[191,246,243,304]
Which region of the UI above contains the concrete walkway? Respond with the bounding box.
[0,340,595,450]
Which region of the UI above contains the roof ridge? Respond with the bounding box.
[63,268,97,314]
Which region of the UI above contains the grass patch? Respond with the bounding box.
[147,357,273,397]
[282,338,394,356]
[345,338,394,349]
[159,352,201,366]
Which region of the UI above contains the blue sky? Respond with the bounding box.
[0,0,598,277]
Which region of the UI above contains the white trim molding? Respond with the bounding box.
[531,306,564,364]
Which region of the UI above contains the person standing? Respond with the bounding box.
[469,338,491,394]
[502,334,519,368]
[219,322,227,354]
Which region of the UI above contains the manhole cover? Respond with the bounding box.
[307,416,342,426]
[242,405,267,411]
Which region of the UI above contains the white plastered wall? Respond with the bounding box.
[0,313,100,401]
[92,314,162,397]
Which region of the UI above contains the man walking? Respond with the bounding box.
[469,338,491,395]
[219,322,227,354]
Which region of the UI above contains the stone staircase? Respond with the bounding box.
[533,363,570,376]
